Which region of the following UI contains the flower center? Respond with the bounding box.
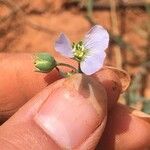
[72,41,87,61]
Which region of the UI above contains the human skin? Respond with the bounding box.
[0,53,150,149]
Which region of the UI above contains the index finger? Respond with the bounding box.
[0,53,126,123]
[0,53,61,123]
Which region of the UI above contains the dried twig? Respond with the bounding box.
[67,0,150,10]
[0,0,28,23]
[26,21,54,34]
[0,0,53,34]
[109,0,122,68]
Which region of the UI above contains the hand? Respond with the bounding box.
[0,53,150,149]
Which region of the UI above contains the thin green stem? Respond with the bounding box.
[57,62,78,72]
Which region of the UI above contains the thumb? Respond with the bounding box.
[0,74,107,150]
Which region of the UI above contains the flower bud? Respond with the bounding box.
[34,52,56,72]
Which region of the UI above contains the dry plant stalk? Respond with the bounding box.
[109,0,122,69]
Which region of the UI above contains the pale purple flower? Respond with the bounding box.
[55,25,109,75]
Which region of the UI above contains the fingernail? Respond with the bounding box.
[130,108,150,124]
[93,67,122,109]
[34,74,107,149]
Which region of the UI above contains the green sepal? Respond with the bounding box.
[34,52,56,73]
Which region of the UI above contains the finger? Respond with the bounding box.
[98,103,150,150]
[0,53,75,123]
[0,53,127,123]
[93,66,130,109]
[0,74,108,149]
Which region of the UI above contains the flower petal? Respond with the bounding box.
[80,52,106,75]
[55,33,73,57]
[83,25,109,54]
